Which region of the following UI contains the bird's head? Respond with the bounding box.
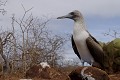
[57,10,83,22]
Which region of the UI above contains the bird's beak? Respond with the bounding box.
[57,14,72,19]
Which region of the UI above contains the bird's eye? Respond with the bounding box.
[70,12,74,15]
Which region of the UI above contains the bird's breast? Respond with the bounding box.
[73,30,89,51]
[73,31,94,64]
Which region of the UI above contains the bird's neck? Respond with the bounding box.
[73,20,87,34]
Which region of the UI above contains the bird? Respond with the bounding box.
[57,10,108,69]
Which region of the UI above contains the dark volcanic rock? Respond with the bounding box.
[68,66,110,80]
[26,64,68,79]
[26,65,51,79]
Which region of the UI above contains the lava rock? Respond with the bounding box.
[68,66,110,80]
[26,64,50,79]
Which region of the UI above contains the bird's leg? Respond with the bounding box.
[90,60,96,66]
[90,60,94,66]
[81,59,84,66]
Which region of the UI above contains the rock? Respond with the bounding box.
[26,64,68,79]
[68,66,110,80]
[26,64,51,79]
[109,73,120,80]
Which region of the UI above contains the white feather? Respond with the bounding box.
[73,21,94,64]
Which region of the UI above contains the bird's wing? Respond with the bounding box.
[86,36,105,67]
[71,35,81,59]
[87,31,100,45]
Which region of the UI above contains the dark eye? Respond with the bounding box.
[70,12,75,15]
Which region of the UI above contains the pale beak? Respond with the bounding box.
[57,14,72,19]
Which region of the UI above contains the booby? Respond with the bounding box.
[57,10,107,69]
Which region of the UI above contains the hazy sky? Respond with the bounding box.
[1,0,120,60]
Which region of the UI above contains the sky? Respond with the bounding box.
[0,0,120,61]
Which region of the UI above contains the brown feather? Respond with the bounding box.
[86,37,105,68]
